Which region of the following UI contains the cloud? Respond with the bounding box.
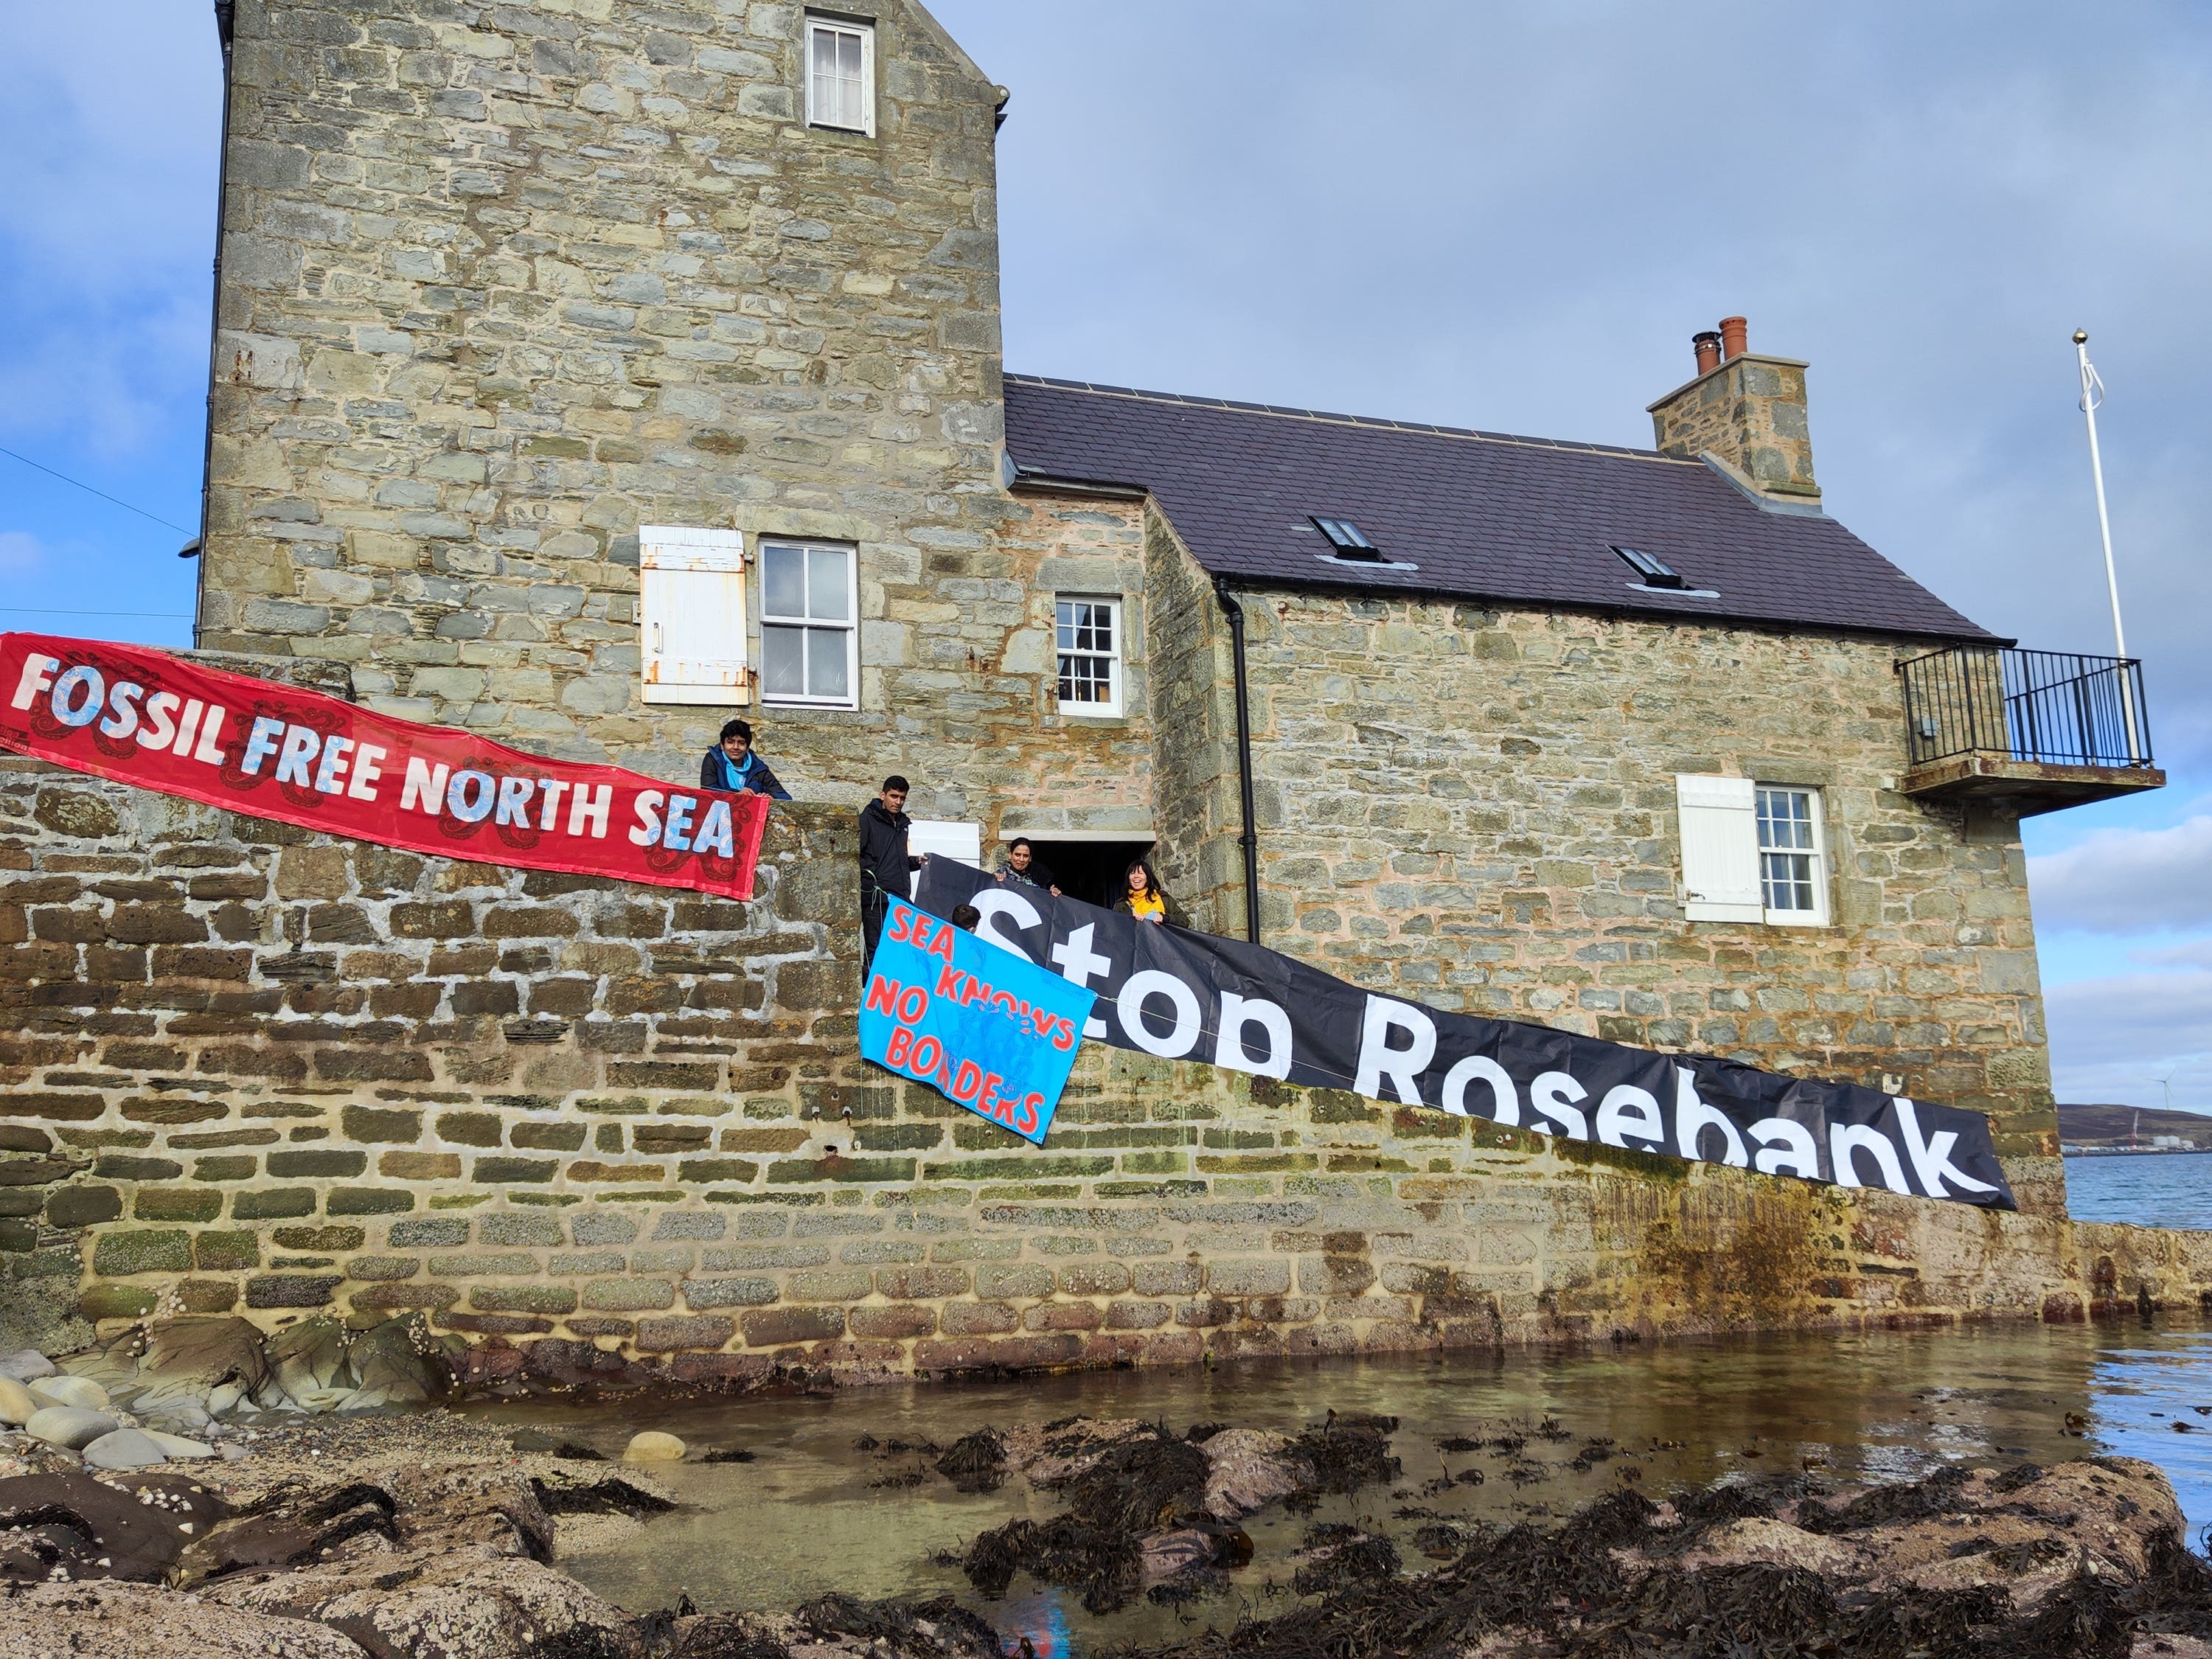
[2046,969,2212,1107]
[2028,816,2212,933]
[0,531,42,574]
[2134,939,2212,970]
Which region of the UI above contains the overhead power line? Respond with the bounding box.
[0,445,194,536]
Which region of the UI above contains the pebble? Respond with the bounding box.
[624,1431,686,1463]
[26,1407,122,1451]
[0,1377,35,1426]
[29,1376,108,1413]
[83,1428,171,1470]
[0,1350,57,1383]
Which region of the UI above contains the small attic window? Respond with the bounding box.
[1613,544,1688,589]
[1314,517,1382,560]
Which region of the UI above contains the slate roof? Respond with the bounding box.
[1003,375,1997,643]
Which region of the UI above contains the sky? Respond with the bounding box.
[2,1,2208,1109]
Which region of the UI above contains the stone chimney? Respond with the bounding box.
[1646,316,1820,503]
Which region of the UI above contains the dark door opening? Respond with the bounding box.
[1012,840,1157,913]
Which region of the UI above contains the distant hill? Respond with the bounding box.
[2057,1102,2212,1150]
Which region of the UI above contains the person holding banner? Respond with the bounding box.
[858,776,924,964]
[1113,858,1189,928]
[699,719,791,800]
[995,836,1062,897]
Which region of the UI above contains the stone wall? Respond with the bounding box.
[201,0,1098,810]
[1141,543,2063,1214]
[10,754,2208,1383]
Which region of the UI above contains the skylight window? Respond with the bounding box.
[1612,544,1688,589]
[1314,517,1382,560]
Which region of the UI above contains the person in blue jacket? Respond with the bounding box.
[699,718,791,799]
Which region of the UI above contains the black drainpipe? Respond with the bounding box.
[1213,582,1262,946]
[192,0,238,642]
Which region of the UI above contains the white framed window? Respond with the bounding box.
[640,526,749,706]
[760,539,858,709]
[1756,786,1829,925]
[1055,596,1123,718]
[804,14,874,135]
[1674,775,1830,927]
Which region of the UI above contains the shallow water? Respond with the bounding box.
[2066,1152,2212,1230]
[474,1316,2212,1654]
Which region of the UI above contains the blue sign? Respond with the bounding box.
[859,900,1095,1145]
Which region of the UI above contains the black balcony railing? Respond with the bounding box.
[1899,647,2154,770]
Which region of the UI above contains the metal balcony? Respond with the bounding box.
[1896,647,2165,815]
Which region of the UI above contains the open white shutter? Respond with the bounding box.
[1675,774,1764,922]
[641,526,750,706]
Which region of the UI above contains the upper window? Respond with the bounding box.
[1313,517,1382,560]
[761,540,858,709]
[1056,597,1123,718]
[1613,544,1687,589]
[1756,787,1826,921]
[805,15,875,135]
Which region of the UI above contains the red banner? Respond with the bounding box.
[0,634,769,900]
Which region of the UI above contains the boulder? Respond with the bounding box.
[134,1316,271,1418]
[0,1349,57,1382]
[0,1470,229,1583]
[26,1405,120,1450]
[1198,1426,1305,1518]
[84,1428,174,1471]
[29,1374,109,1412]
[347,1312,451,1405]
[268,1315,353,1411]
[142,1430,215,1461]
[0,1376,35,1426]
[623,1431,686,1462]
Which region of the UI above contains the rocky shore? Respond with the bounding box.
[4,1317,2212,1658]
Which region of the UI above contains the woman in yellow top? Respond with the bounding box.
[1113,859,1189,928]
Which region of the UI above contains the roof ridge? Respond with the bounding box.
[1005,372,1696,466]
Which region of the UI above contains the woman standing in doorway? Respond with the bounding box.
[1113,859,1189,928]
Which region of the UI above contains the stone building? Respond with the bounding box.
[0,0,2175,1367]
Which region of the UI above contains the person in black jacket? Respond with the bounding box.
[699,718,792,799]
[858,775,922,964]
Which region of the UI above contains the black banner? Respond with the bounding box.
[917,863,2014,1210]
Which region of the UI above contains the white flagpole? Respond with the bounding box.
[2073,328,2141,762]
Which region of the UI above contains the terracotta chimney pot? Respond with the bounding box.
[1719,316,1749,360]
[1692,331,1723,375]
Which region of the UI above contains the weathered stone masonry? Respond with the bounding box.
[7,755,2208,1376]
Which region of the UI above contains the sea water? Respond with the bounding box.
[487,1317,2212,1655]
[2065,1152,2212,1231]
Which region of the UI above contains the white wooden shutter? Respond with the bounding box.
[640,526,750,706]
[1675,774,1764,922]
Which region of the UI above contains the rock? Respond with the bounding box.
[1199,1426,1304,1518]
[0,1377,35,1426]
[0,1470,229,1583]
[84,1428,175,1470]
[134,1315,271,1420]
[143,1430,215,1460]
[29,1374,110,1412]
[26,1405,121,1450]
[0,1349,57,1382]
[269,1315,353,1411]
[624,1430,686,1462]
[348,1312,453,1405]
[0,1579,370,1657]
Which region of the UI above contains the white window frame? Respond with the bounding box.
[1674,774,1832,928]
[1054,595,1124,719]
[804,13,876,136]
[1754,784,1830,927]
[639,525,750,707]
[759,538,860,711]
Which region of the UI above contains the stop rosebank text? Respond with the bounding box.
[864,905,1082,1141]
[1,636,766,899]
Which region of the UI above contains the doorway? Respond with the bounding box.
[1015,840,1157,912]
